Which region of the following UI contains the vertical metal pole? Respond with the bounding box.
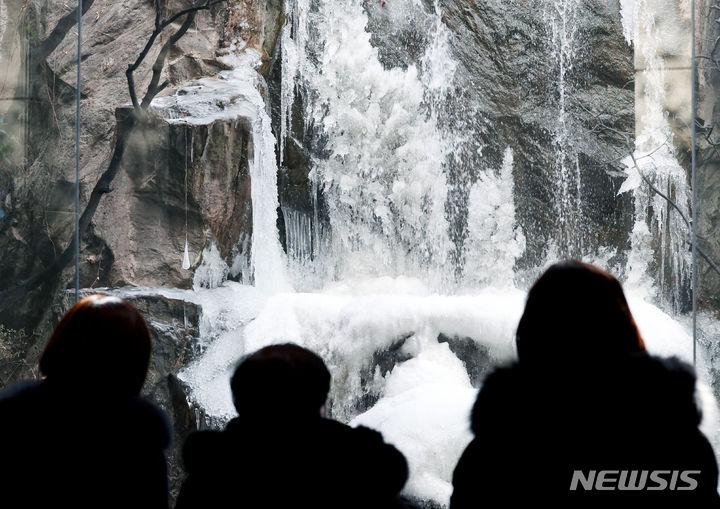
[74,0,82,302]
[691,0,698,367]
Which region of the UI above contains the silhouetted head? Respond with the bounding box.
[40,295,152,398]
[516,260,645,366]
[231,343,331,422]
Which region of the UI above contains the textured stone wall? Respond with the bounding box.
[695,0,720,310]
[0,0,283,326]
[96,108,253,289]
[441,0,635,271]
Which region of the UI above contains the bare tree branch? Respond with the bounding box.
[34,0,96,63]
[628,150,693,230]
[141,11,198,108]
[1,0,226,306]
[697,243,720,278]
[0,114,134,304]
[127,0,223,111]
[625,141,720,280]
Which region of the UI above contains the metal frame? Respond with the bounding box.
[74,0,82,302]
[691,0,698,366]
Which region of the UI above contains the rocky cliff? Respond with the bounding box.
[441,0,635,271]
[0,0,283,327]
[696,0,720,310]
[277,0,635,280]
[0,0,705,506]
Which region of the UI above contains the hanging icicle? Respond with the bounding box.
[182,125,192,270]
[182,236,191,270]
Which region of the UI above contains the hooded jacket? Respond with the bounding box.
[450,353,720,509]
[176,416,408,509]
[0,380,171,509]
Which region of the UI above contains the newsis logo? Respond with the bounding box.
[570,470,701,491]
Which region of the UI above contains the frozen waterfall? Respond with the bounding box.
[168,0,720,506]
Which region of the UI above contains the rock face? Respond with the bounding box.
[0,0,283,322]
[441,0,634,270]
[0,0,221,325]
[0,0,636,315]
[226,0,284,73]
[98,108,253,289]
[275,0,635,279]
[696,0,720,310]
[0,0,686,504]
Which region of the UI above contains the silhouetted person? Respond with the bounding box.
[451,261,720,508]
[0,295,170,509]
[176,343,409,509]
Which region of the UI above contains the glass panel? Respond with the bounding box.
[0,1,717,506]
[696,0,720,442]
[0,1,81,378]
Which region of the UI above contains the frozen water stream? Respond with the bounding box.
[173,276,719,504]
[146,0,720,505]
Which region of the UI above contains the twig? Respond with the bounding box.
[141,11,197,108]
[127,0,223,111]
[628,148,691,230]
[34,0,96,63]
[1,1,226,306]
[698,244,720,278]
[628,143,720,279]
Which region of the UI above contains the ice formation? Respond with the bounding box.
[545,0,584,256]
[152,49,289,293]
[620,0,636,45]
[463,147,526,288]
[281,0,454,285]
[161,0,718,506]
[621,0,693,307]
[182,238,191,270]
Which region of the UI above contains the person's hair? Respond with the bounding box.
[516,260,646,365]
[231,343,331,421]
[40,295,152,397]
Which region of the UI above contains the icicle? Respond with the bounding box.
[182,126,191,270]
[182,236,191,270]
[279,0,299,165]
[623,0,692,308]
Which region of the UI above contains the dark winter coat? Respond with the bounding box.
[0,380,171,509]
[175,416,409,509]
[450,353,720,509]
